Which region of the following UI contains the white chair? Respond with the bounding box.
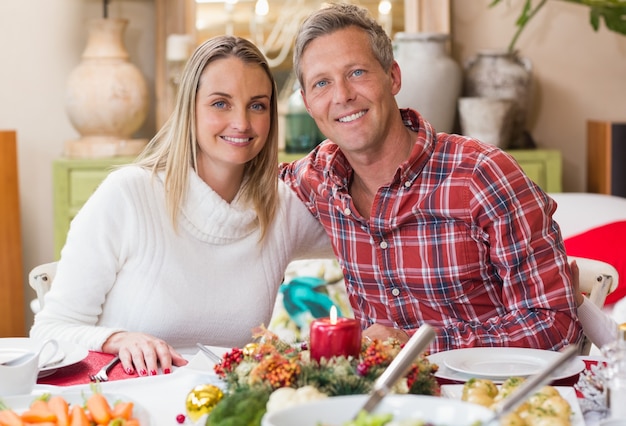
[28,261,58,314]
[570,256,619,355]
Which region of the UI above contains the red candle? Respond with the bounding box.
[310,306,362,362]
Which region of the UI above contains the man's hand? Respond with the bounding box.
[363,323,410,344]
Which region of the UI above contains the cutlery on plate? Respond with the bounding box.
[89,355,121,382]
[482,344,580,425]
[354,324,436,419]
[196,343,223,365]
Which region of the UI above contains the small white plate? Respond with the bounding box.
[428,347,586,383]
[0,391,151,425]
[0,338,88,377]
[441,384,585,426]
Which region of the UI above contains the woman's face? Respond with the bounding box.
[194,56,272,178]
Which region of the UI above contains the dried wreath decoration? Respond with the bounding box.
[213,325,440,398]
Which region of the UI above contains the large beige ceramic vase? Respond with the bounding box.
[394,32,462,134]
[65,18,149,158]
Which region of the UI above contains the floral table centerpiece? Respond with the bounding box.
[201,326,439,426]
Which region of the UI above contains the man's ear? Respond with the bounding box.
[390,61,402,96]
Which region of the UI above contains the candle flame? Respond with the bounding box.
[330,305,337,325]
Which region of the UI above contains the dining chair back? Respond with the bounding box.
[28,261,58,314]
[570,256,619,355]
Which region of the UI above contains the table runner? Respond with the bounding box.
[40,350,598,390]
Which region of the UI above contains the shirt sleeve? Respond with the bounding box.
[278,180,335,261]
[433,148,582,350]
[30,169,134,350]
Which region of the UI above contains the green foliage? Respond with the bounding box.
[296,361,373,395]
[206,388,270,426]
[490,0,626,53]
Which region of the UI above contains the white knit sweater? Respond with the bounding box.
[30,166,334,352]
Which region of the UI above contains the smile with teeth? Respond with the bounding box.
[222,136,252,144]
[338,110,366,123]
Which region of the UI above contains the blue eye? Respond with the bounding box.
[213,101,227,109]
[314,80,328,89]
[250,102,267,112]
[353,69,364,77]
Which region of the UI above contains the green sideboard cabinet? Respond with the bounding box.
[506,149,562,193]
[280,149,563,194]
[53,157,135,259]
[53,149,561,259]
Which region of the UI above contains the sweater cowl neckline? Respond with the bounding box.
[178,171,258,244]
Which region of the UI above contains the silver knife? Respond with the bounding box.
[196,343,223,365]
[355,324,436,418]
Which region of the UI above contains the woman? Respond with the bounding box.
[31,36,332,377]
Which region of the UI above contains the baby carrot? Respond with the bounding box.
[47,395,69,426]
[85,393,111,425]
[110,401,134,420]
[68,405,90,426]
[0,409,24,426]
[20,404,57,423]
[26,400,49,413]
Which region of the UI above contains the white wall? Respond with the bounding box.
[451,0,626,192]
[0,0,155,332]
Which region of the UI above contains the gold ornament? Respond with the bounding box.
[243,342,259,356]
[185,384,224,422]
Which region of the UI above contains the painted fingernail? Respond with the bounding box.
[139,369,147,376]
[150,370,157,376]
[125,367,134,375]
[164,368,171,374]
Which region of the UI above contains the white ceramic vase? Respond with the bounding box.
[65,18,149,158]
[458,97,515,148]
[464,50,532,149]
[394,32,462,134]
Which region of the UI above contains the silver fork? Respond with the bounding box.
[89,355,121,382]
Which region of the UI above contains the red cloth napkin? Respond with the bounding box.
[38,351,138,386]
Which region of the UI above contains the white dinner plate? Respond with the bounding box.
[0,338,89,377]
[428,347,586,383]
[0,391,151,425]
[441,384,585,426]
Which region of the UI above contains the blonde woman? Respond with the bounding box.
[31,36,332,377]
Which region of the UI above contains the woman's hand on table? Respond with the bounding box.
[102,331,188,376]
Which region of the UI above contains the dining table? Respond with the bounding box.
[27,348,611,425]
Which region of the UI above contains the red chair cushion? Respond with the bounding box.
[563,221,626,305]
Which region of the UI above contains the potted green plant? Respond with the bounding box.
[491,0,626,53]
[461,0,626,150]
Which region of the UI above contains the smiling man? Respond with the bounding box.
[279,3,582,353]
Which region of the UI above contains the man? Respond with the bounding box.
[279,3,581,352]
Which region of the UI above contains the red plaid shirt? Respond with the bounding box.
[279,109,581,353]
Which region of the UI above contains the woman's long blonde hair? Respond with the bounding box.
[135,36,279,241]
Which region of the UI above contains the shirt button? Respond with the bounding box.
[380,241,388,249]
[391,288,400,296]
[404,181,411,188]
[343,208,352,216]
